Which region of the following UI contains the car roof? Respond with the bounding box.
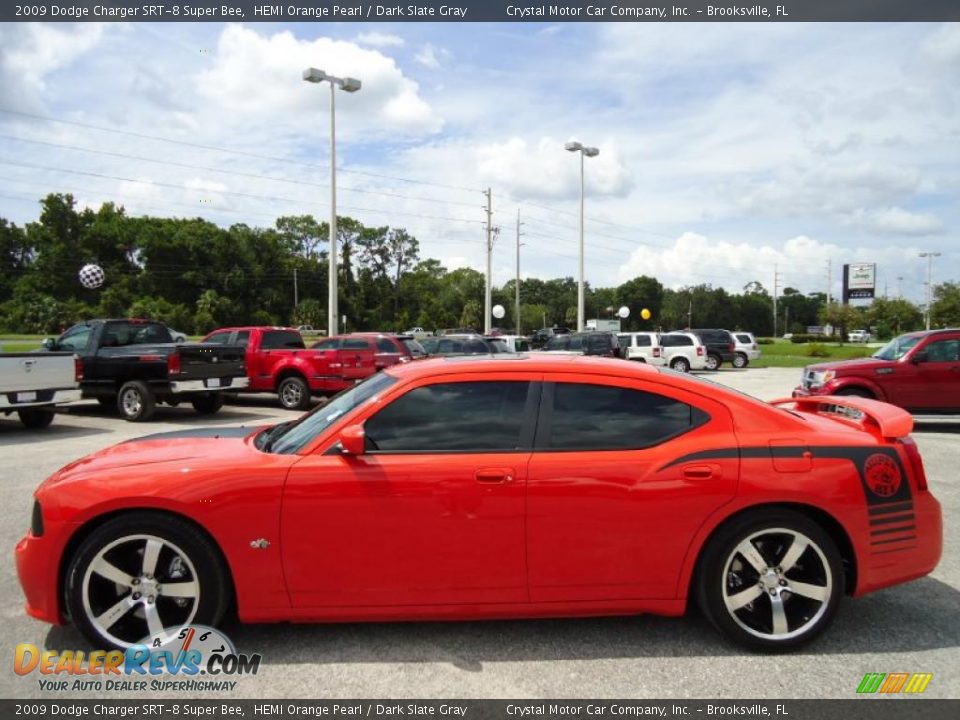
[384,353,656,381]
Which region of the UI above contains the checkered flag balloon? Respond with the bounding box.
[78,263,105,289]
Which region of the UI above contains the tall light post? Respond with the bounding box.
[565,141,599,332]
[918,251,941,330]
[303,67,361,337]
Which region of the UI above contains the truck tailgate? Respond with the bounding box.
[1,352,77,394]
[176,343,246,382]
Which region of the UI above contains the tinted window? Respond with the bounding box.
[635,335,651,347]
[376,338,398,353]
[204,331,231,345]
[343,338,371,350]
[515,339,530,352]
[465,339,490,353]
[736,334,753,344]
[617,335,633,348]
[235,330,251,348]
[262,330,305,350]
[103,322,172,347]
[924,339,960,362]
[365,381,530,452]
[313,338,340,350]
[58,324,92,352]
[587,335,611,351]
[541,383,705,451]
[402,339,426,356]
[545,335,571,351]
[661,335,692,347]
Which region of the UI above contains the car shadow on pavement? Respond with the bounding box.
[42,577,959,663]
[63,404,271,425]
[0,420,112,443]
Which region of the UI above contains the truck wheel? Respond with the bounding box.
[191,394,224,415]
[278,376,311,411]
[118,381,156,422]
[18,408,55,429]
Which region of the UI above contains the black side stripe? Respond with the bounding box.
[869,501,914,516]
[871,536,917,546]
[869,513,915,527]
[870,524,917,536]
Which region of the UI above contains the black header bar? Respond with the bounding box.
[2,1,959,23]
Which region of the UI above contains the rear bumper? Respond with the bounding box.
[170,376,250,393]
[0,387,81,411]
[854,491,943,597]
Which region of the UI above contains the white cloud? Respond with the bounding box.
[194,26,441,135]
[354,32,405,48]
[414,44,444,69]
[848,207,944,236]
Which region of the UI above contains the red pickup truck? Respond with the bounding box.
[202,327,375,410]
[793,328,960,414]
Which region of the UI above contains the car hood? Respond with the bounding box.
[41,426,262,489]
[806,356,890,373]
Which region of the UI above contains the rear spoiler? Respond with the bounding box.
[769,396,913,439]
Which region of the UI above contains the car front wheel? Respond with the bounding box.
[278,376,311,410]
[64,513,230,650]
[696,509,843,651]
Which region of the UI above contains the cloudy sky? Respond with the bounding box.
[0,21,957,304]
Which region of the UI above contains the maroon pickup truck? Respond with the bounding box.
[793,328,960,414]
[202,327,375,410]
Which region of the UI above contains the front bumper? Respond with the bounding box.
[170,376,250,393]
[15,525,69,625]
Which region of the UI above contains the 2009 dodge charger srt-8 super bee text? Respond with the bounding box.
[16,355,941,651]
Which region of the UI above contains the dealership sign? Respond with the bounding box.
[843,263,876,301]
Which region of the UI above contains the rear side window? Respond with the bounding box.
[343,338,371,351]
[262,330,305,350]
[313,338,340,350]
[635,335,652,347]
[587,335,611,351]
[618,335,634,348]
[736,334,753,344]
[539,383,708,451]
[376,338,398,353]
[204,331,232,345]
[545,335,570,351]
[923,339,960,362]
[465,339,490,353]
[402,339,426,356]
[365,381,531,452]
[58,324,92,352]
[235,330,251,348]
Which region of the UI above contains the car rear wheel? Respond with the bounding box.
[705,354,721,371]
[65,513,229,650]
[278,376,311,411]
[732,353,749,369]
[191,393,224,415]
[17,408,55,429]
[670,357,691,373]
[117,381,155,422]
[696,509,843,651]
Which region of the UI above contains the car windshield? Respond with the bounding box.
[873,334,922,361]
[260,372,398,454]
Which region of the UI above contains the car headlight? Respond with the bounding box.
[808,370,835,387]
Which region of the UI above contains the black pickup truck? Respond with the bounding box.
[42,319,248,421]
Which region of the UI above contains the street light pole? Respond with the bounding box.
[303,67,361,337]
[565,141,599,332]
[918,251,941,330]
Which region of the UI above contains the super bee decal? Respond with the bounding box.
[661,445,916,553]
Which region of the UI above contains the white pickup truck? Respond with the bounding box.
[0,350,82,428]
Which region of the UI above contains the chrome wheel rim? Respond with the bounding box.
[706,356,719,370]
[281,382,303,408]
[722,527,832,641]
[733,354,746,368]
[673,359,689,372]
[121,388,142,417]
[81,534,201,648]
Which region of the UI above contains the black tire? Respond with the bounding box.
[17,408,55,429]
[278,375,311,411]
[705,353,722,371]
[695,508,843,652]
[732,353,749,369]
[670,357,691,373]
[835,387,873,399]
[97,396,116,410]
[191,393,224,415]
[117,380,156,422]
[64,512,230,650]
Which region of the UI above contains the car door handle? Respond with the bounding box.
[475,468,515,483]
[682,465,717,481]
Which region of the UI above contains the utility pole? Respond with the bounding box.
[773,264,782,337]
[826,259,832,306]
[293,268,299,308]
[897,276,903,298]
[919,251,941,330]
[516,208,524,336]
[687,295,692,329]
[483,188,493,334]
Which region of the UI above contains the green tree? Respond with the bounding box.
[865,297,924,339]
[930,282,960,328]
[819,303,864,342]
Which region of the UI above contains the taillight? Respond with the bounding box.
[697,347,704,356]
[653,348,661,357]
[74,357,84,382]
[899,437,928,492]
[168,352,182,376]
[729,343,735,352]
[752,343,758,350]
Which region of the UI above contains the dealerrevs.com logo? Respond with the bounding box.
[857,672,933,695]
[15,625,261,693]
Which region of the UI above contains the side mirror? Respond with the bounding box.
[41,338,56,351]
[339,425,366,456]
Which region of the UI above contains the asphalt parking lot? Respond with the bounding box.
[1,367,956,699]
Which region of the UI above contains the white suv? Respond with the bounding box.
[617,332,667,366]
[732,331,762,368]
[659,332,708,373]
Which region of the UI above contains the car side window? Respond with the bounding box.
[58,325,92,352]
[923,339,960,363]
[204,331,231,345]
[262,330,306,350]
[313,338,340,350]
[618,335,633,348]
[376,338,397,353]
[364,381,531,452]
[635,335,651,347]
[343,338,371,350]
[539,383,708,451]
[234,330,251,348]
